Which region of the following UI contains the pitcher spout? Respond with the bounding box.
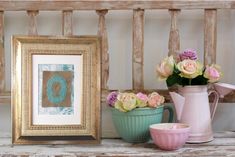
[169,92,185,121]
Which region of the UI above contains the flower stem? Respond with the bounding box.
[189,79,192,85]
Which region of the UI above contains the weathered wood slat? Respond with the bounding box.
[0,11,5,93]
[0,1,235,10]
[27,10,39,35]
[222,92,235,102]
[214,131,235,138]
[168,9,180,57]
[97,10,109,90]
[62,10,73,36]
[132,9,144,90]
[5,87,235,106]
[204,9,217,65]
[1,132,235,156]
[0,11,9,105]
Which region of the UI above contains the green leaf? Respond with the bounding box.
[191,75,209,85]
[181,78,189,86]
[166,73,182,87]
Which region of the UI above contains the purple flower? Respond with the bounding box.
[106,91,118,107]
[179,49,198,61]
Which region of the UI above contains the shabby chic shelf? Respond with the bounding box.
[0,132,235,156]
[0,1,235,156]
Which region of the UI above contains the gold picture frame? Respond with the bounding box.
[12,36,101,144]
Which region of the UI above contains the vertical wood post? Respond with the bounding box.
[27,10,39,35]
[133,9,144,90]
[96,10,109,90]
[168,9,180,57]
[204,9,217,65]
[62,10,73,36]
[0,11,5,93]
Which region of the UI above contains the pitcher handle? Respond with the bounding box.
[163,105,174,123]
[208,89,220,120]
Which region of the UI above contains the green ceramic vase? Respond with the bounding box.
[111,105,174,143]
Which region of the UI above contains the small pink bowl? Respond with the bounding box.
[150,123,190,150]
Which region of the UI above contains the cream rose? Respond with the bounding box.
[156,55,175,80]
[177,59,203,79]
[204,64,222,83]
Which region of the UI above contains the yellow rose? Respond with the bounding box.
[177,59,203,79]
[117,93,137,111]
[114,100,127,112]
[156,55,175,80]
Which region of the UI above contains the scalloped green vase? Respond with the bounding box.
[111,105,174,143]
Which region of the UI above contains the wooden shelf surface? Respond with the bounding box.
[1,132,235,156]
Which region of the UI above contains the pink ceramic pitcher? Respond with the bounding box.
[170,85,219,143]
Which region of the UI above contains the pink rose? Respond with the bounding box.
[136,92,148,103]
[148,92,165,108]
[204,64,222,83]
[136,92,148,107]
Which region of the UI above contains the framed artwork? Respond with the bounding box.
[12,36,101,144]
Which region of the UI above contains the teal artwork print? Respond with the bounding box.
[47,75,67,104]
[38,64,74,115]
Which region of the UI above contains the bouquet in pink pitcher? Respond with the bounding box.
[156,49,222,87]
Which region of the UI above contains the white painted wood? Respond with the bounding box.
[101,102,119,138]
[0,133,235,156]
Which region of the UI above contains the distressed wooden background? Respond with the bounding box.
[0,0,235,105]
